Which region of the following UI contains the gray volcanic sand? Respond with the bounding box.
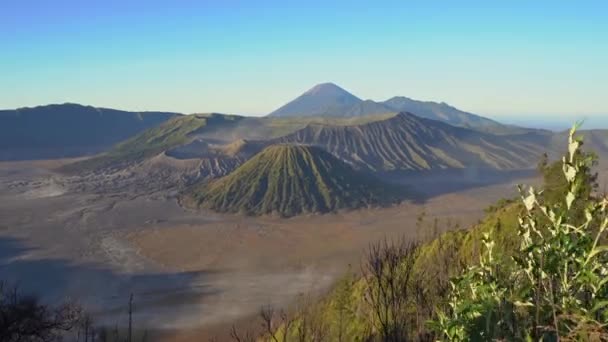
[0,158,561,340]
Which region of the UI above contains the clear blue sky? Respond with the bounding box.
[1,1,606,124]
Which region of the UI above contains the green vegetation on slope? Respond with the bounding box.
[183,144,403,217]
[261,203,525,341]
[259,128,606,341]
[64,113,243,171]
[429,128,608,341]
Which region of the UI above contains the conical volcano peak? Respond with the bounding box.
[268,82,361,117]
[182,143,403,216]
[303,82,355,96]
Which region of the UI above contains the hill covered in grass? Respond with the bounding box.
[0,103,178,160]
[182,144,403,217]
[278,112,552,171]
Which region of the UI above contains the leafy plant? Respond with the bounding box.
[430,125,608,341]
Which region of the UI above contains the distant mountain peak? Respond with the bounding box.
[386,96,413,101]
[268,83,525,134]
[268,82,361,117]
[303,82,354,96]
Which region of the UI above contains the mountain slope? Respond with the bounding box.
[549,129,608,160]
[268,83,362,117]
[344,100,395,117]
[277,112,552,171]
[64,113,244,172]
[382,96,523,134]
[0,103,178,160]
[268,83,526,134]
[582,130,608,156]
[182,144,403,217]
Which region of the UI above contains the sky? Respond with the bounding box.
[1,0,607,125]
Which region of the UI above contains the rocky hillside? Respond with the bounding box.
[182,144,403,217]
[277,112,552,171]
[64,113,244,172]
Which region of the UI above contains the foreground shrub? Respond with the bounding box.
[430,125,608,341]
[0,282,82,342]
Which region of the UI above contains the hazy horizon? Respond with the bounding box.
[2,90,606,131]
[2,1,607,125]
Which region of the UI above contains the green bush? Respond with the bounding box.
[430,125,608,341]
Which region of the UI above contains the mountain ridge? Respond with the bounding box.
[276,112,551,171]
[0,103,179,160]
[381,96,515,133]
[268,83,526,134]
[62,113,244,172]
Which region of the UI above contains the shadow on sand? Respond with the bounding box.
[379,168,539,204]
[0,236,221,329]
